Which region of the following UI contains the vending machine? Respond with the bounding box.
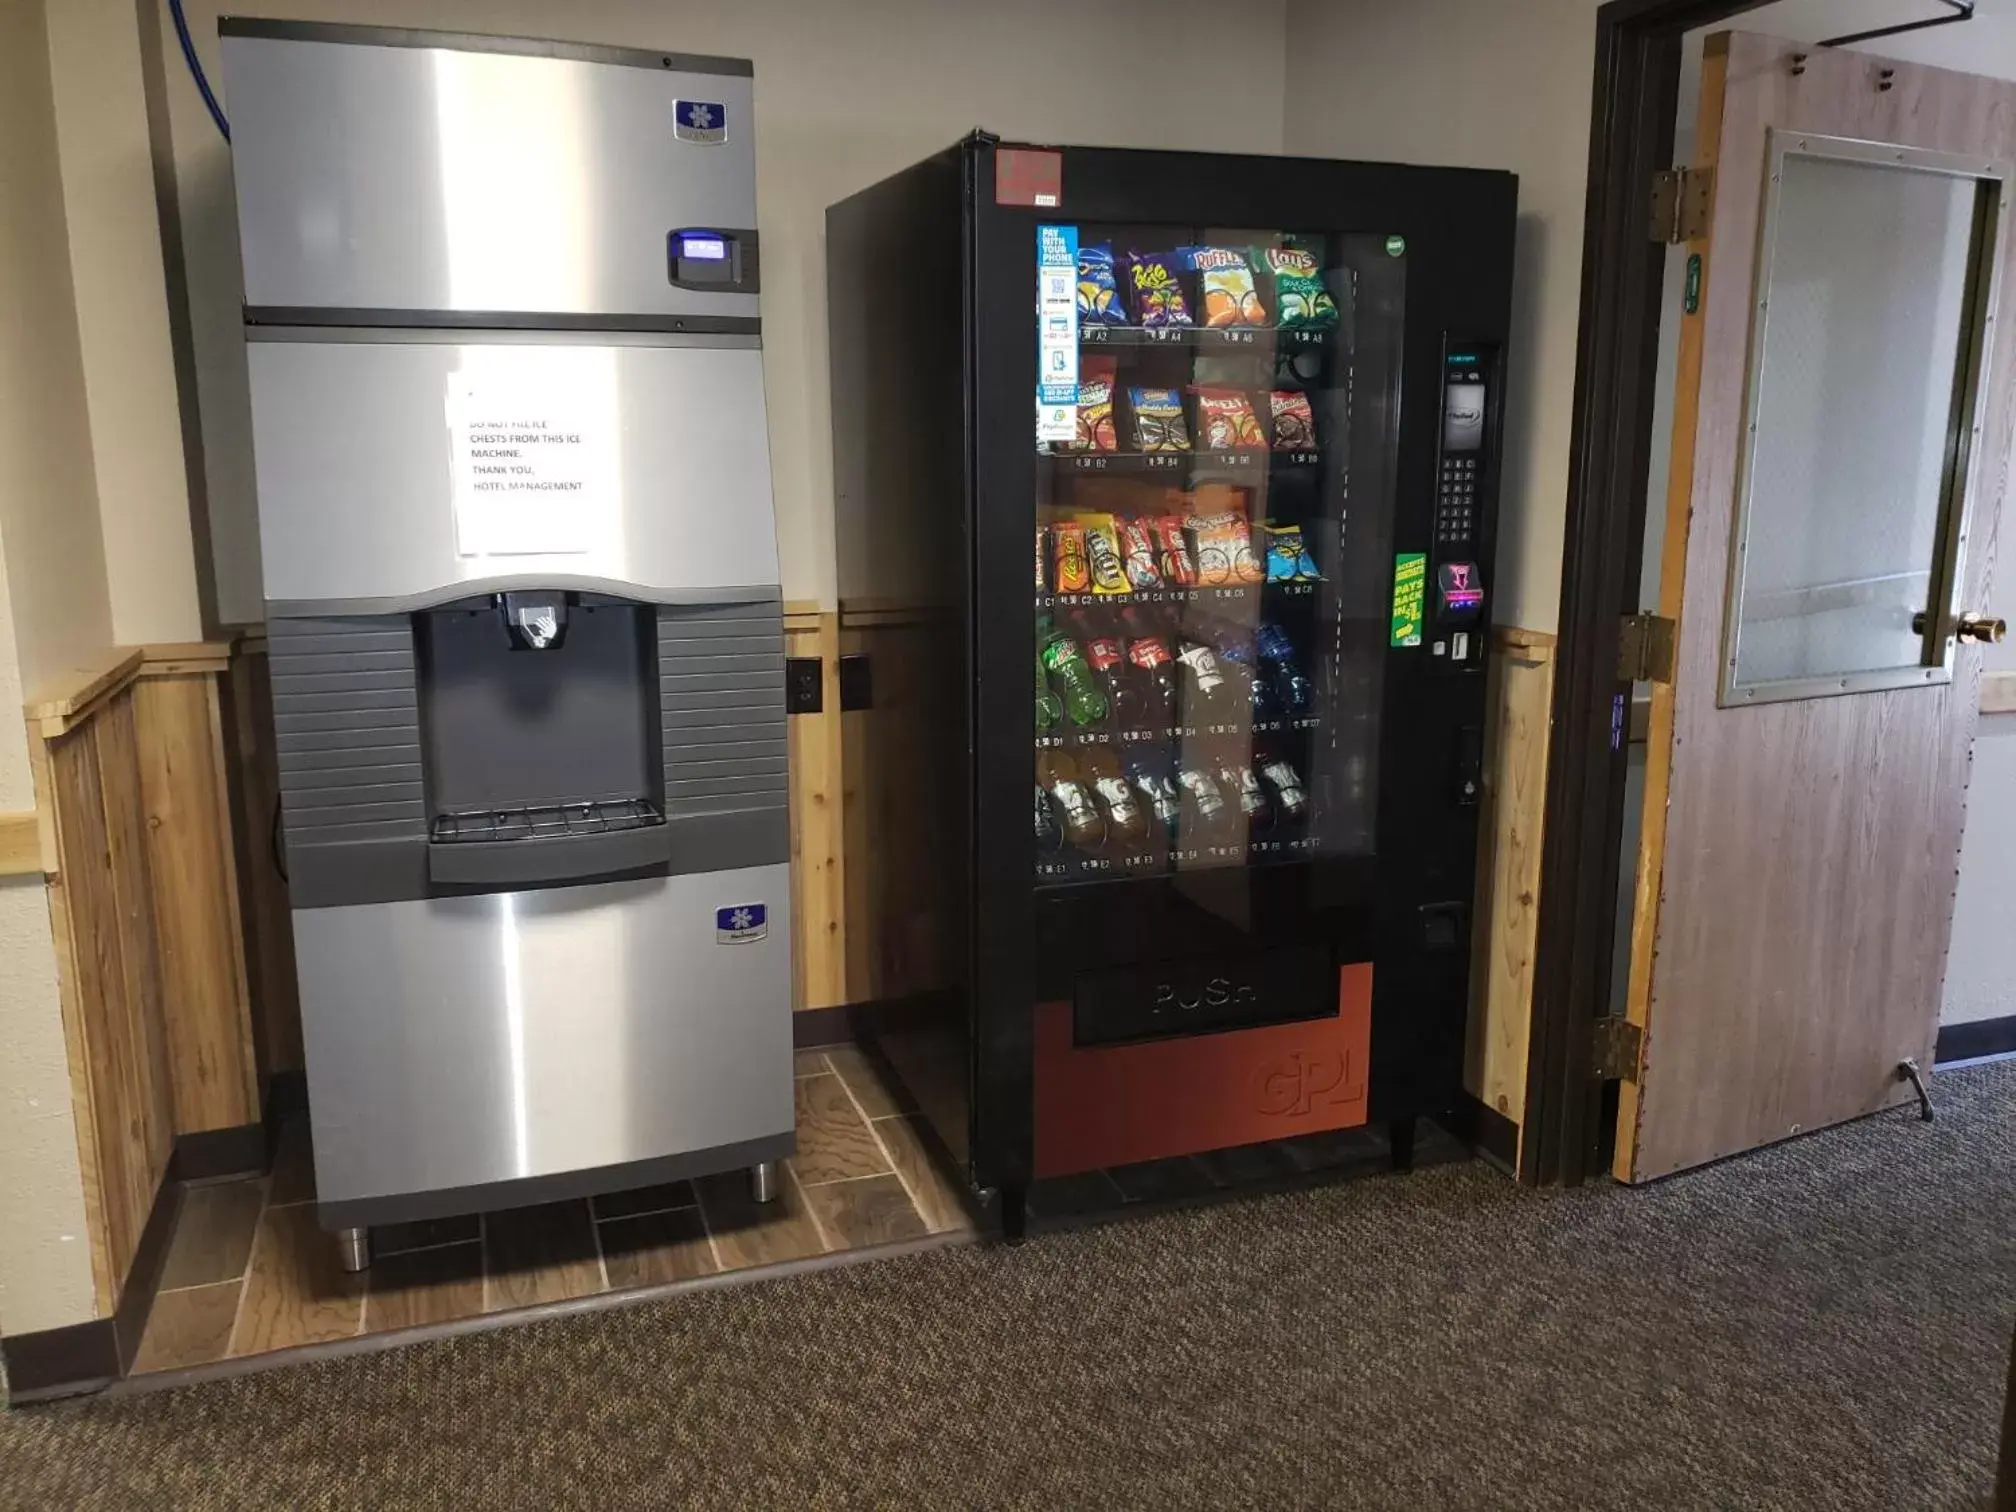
[829,136,1516,1235]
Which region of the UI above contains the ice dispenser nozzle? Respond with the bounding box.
[500,591,568,650]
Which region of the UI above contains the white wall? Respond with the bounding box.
[45,0,204,647]
[1283,0,1602,635]
[0,0,113,1338]
[157,0,1291,620]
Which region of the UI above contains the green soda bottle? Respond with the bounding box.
[1036,649,1063,731]
[1038,616,1111,728]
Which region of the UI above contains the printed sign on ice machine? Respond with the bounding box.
[1036,224,1080,444]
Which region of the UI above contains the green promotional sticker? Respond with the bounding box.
[1384,235,1407,258]
[1390,553,1426,647]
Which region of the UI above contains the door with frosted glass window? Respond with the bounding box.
[1620,32,2012,1181]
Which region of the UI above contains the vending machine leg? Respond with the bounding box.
[997,1185,1028,1245]
[1388,1118,1418,1174]
[749,1161,780,1205]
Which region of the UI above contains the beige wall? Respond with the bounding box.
[158,0,1292,620]
[46,0,204,648]
[1284,0,1601,635]
[0,0,110,1337]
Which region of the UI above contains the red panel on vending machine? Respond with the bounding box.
[1033,964,1373,1178]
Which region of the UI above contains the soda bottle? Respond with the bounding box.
[1077,611,1148,733]
[1037,616,1111,729]
[1253,739,1309,823]
[1174,633,1235,725]
[1218,752,1274,830]
[1209,620,1279,725]
[1175,759,1229,831]
[1035,784,1064,852]
[1126,753,1183,835]
[1256,621,1315,719]
[1118,606,1181,730]
[1035,649,1063,731]
[1036,749,1105,849]
[1080,747,1148,845]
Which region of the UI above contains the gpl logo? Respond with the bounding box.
[1253,1050,1360,1117]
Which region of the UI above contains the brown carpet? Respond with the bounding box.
[2,1059,2012,1511]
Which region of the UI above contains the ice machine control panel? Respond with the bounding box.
[667,227,761,293]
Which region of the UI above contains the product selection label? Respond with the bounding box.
[1390,552,1427,648]
[1036,224,1080,443]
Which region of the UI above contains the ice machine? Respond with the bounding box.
[223,21,793,1265]
[829,135,1516,1235]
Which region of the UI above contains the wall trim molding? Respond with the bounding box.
[1936,1014,2016,1065]
[0,810,38,876]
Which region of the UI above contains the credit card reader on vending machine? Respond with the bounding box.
[1431,347,1495,669]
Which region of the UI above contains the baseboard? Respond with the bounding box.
[1446,1092,1520,1174]
[170,1121,268,1183]
[793,1003,853,1048]
[3,1152,184,1405]
[1936,1014,2016,1065]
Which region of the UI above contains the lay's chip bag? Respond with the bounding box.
[1258,246,1338,331]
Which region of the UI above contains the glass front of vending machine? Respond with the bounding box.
[829,138,1516,1237]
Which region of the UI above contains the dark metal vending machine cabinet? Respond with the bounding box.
[829,137,1515,1232]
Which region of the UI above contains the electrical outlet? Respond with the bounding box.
[785,657,822,715]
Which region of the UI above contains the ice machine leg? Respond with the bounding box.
[749,1161,779,1205]
[336,1227,371,1274]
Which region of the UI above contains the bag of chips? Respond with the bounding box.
[1126,251,1194,327]
[1077,242,1125,325]
[1258,246,1338,330]
[1269,391,1317,452]
[1074,355,1118,451]
[1183,247,1267,327]
[1119,517,1163,590]
[1188,507,1265,586]
[1128,387,1191,452]
[1053,521,1090,594]
[1192,388,1267,451]
[1264,523,1321,582]
[1154,514,1198,586]
[1078,514,1131,596]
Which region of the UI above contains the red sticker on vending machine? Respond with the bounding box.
[996,148,1062,207]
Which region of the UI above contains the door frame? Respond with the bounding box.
[1525,0,1980,1186]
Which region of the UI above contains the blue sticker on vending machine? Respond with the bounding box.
[1036,224,1080,444]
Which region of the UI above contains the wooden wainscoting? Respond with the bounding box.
[1466,626,1556,1167]
[25,643,260,1312]
[785,604,847,1013]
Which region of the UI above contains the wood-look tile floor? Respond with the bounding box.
[131,1042,975,1375]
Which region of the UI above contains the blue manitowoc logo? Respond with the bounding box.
[674,99,728,145]
[716,903,767,943]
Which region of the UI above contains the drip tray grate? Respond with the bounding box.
[431,798,664,845]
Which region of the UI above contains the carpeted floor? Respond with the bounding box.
[2,1060,2012,1511]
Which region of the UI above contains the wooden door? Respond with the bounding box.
[1622,32,2013,1182]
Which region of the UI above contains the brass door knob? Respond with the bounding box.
[1912,610,2008,643]
[1958,612,2007,645]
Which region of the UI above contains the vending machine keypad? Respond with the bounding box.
[1435,455,1477,549]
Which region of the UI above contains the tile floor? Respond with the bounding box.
[131,1042,975,1375]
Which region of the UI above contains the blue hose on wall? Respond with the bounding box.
[168,0,230,141]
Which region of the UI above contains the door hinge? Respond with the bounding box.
[1617,613,1677,683]
[1649,166,1715,243]
[1590,1016,1643,1082]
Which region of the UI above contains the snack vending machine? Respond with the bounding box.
[829,136,1515,1234]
